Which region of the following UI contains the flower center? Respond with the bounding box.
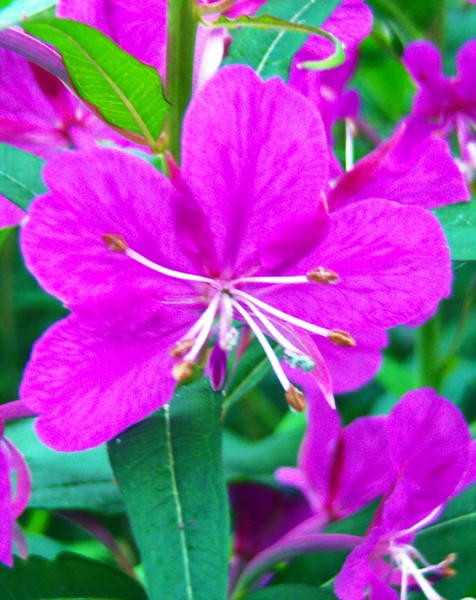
[103,233,356,410]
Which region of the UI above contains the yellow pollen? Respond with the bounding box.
[170,340,195,359]
[172,361,194,382]
[285,385,306,412]
[328,329,356,347]
[306,267,339,284]
[103,233,128,253]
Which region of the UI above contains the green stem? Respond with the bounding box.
[416,315,442,390]
[165,0,199,163]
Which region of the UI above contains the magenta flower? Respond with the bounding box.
[327,122,470,211]
[289,0,373,176]
[403,39,476,181]
[20,66,451,451]
[0,411,32,567]
[334,389,475,600]
[276,396,393,531]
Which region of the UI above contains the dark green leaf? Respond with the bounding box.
[0,0,55,28]
[244,584,335,600]
[225,0,341,79]
[23,19,169,151]
[0,554,146,600]
[0,144,46,210]
[435,202,476,261]
[108,380,229,600]
[7,420,124,514]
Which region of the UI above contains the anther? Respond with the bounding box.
[285,385,306,412]
[306,267,339,284]
[443,554,457,578]
[170,340,195,359]
[172,361,194,382]
[328,329,356,347]
[103,233,128,253]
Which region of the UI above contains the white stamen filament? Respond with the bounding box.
[183,294,221,362]
[345,118,355,172]
[234,289,330,338]
[231,300,292,392]
[394,550,444,600]
[239,297,303,355]
[126,247,217,285]
[218,293,234,349]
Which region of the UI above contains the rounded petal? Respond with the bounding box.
[383,389,471,530]
[181,65,329,275]
[21,148,200,308]
[20,314,188,450]
[255,199,451,332]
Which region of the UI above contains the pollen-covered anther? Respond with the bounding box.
[170,339,195,359]
[328,329,356,347]
[306,266,339,284]
[172,360,194,382]
[285,385,306,412]
[103,233,128,253]
[443,553,457,578]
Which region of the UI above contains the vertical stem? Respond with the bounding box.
[416,315,442,391]
[166,0,199,163]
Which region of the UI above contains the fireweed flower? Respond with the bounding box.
[20,66,451,451]
[403,40,476,181]
[276,396,393,531]
[334,389,475,600]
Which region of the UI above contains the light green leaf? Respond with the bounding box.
[0,554,146,600]
[224,0,341,79]
[7,419,124,514]
[0,144,46,210]
[435,201,476,261]
[23,19,169,151]
[0,0,55,28]
[108,380,229,600]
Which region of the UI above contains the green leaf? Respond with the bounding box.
[22,19,169,151]
[434,202,476,261]
[225,0,341,79]
[0,554,146,600]
[0,144,46,210]
[208,13,344,72]
[6,419,124,514]
[244,584,335,600]
[0,0,55,28]
[108,380,229,600]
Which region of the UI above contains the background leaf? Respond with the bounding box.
[23,19,168,150]
[0,0,55,28]
[435,202,476,261]
[244,584,335,599]
[225,0,341,79]
[0,144,46,210]
[108,380,229,600]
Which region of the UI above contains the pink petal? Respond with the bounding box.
[455,39,476,102]
[181,65,329,275]
[20,314,188,450]
[21,148,200,308]
[0,445,14,567]
[2,439,31,519]
[0,195,25,229]
[257,199,451,332]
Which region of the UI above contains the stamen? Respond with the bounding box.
[285,385,307,412]
[327,329,356,347]
[170,339,194,358]
[103,233,128,253]
[183,294,221,362]
[306,267,339,284]
[172,361,194,382]
[395,550,445,600]
[218,293,235,350]
[231,300,292,393]
[234,290,331,338]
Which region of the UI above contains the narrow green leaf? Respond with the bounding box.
[7,419,124,514]
[208,13,344,72]
[22,19,169,151]
[0,144,46,210]
[224,0,341,79]
[0,554,146,600]
[108,380,229,600]
[434,201,476,261]
[244,585,335,599]
[0,0,55,28]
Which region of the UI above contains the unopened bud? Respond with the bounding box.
[103,233,128,253]
[170,340,194,359]
[328,329,356,347]
[285,385,306,412]
[172,361,194,382]
[306,267,339,284]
